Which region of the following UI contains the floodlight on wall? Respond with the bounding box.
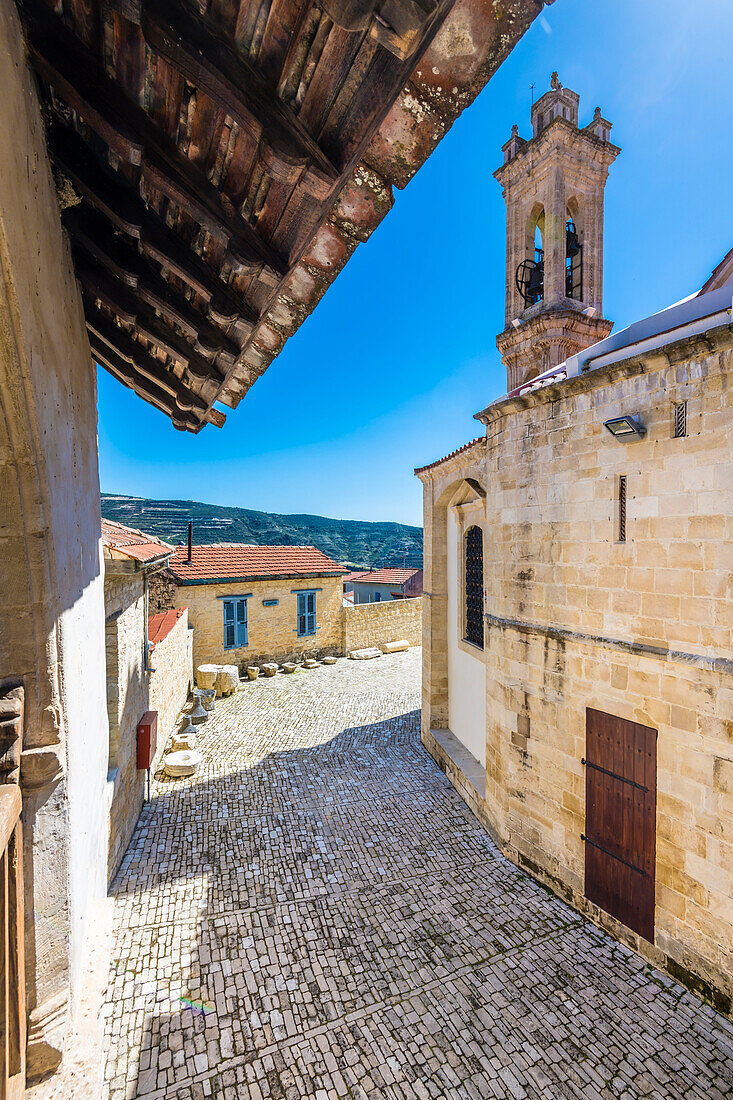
[603,415,646,439]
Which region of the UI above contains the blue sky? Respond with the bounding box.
[97,0,732,527]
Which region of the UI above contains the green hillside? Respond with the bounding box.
[101,494,423,569]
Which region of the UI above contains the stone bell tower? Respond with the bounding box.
[495,73,620,391]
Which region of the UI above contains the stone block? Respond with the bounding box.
[163,750,202,777]
[262,663,278,677]
[348,648,382,660]
[170,731,196,752]
[246,667,259,680]
[215,666,239,696]
[196,664,219,690]
[200,688,216,712]
[379,639,410,653]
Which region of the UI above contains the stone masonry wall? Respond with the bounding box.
[343,597,422,652]
[176,575,345,671]
[0,3,110,1073]
[149,612,193,764]
[482,340,733,1008]
[419,332,733,1011]
[104,573,148,885]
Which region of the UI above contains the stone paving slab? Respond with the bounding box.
[102,649,733,1099]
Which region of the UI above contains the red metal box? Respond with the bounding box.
[137,710,158,770]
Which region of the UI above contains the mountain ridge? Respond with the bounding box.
[101,493,423,569]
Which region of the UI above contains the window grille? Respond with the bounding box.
[464,525,484,648]
[674,401,687,438]
[618,476,627,543]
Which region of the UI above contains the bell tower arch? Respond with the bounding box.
[495,73,620,391]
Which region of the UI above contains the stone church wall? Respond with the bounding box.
[342,597,423,653]
[0,2,110,1075]
[419,332,733,1011]
[480,338,733,1008]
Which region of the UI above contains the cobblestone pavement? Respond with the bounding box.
[103,649,733,1100]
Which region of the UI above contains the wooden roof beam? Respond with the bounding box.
[21,0,286,278]
[72,249,226,384]
[321,0,439,62]
[140,0,337,196]
[50,125,254,328]
[90,335,203,432]
[85,303,210,418]
[64,204,240,364]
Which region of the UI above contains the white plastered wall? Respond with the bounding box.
[447,509,486,766]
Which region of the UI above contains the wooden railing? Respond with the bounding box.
[0,686,24,1098]
[0,786,23,1098]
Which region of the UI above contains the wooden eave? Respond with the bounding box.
[19,0,545,432]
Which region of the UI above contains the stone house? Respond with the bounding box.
[102,521,191,881]
[162,544,348,670]
[417,77,733,1012]
[344,567,423,604]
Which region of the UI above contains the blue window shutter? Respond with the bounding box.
[294,594,314,638]
[297,592,316,636]
[238,599,248,646]
[224,597,248,648]
[223,600,235,648]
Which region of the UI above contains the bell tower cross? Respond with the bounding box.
[495,73,620,391]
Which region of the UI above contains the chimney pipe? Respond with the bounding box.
[187,520,193,563]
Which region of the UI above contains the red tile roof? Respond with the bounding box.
[101,518,173,564]
[414,436,484,475]
[350,568,421,586]
[343,570,371,584]
[168,544,348,584]
[148,608,186,650]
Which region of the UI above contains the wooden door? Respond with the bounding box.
[583,708,657,942]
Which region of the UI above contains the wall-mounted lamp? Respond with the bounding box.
[603,415,646,439]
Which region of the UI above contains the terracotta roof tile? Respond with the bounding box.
[101,518,173,564]
[342,570,371,584]
[350,568,421,586]
[148,608,186,650]
[414,436,484,475]
[168,544,348,584]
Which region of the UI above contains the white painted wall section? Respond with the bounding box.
[447,510,486,766]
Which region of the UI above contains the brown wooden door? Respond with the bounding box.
[583,708,657,942]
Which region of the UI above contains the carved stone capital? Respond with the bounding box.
[20,745,64,794]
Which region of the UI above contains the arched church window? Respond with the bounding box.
[566,216,583,300]
[464,526,484,648]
